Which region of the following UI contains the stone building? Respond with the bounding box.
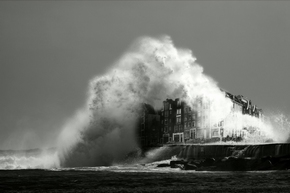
[138,91,263,148]
[160,99,197,144]
[138,103,161,149]
[159,91,263,144]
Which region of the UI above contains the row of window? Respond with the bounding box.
[163,109,181,117]
[163,125,183,133]
[183,106,192,113]
[164,101,182,109]
[164,100,190,112]
[162,122,196,133]
[162,116,195,125]
[163,110,196,117]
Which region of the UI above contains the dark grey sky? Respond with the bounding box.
[1,1,290,149]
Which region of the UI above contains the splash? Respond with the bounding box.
[0,148,59,169]
[265,112,290,142]
[55,36,232,167]
[1,36,289,170]
[55,35,289,167]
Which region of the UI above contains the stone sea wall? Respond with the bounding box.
[174,143,290,160]
[151,143,290,171]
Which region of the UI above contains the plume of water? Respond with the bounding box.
[265,112,290,142]
[56,36,290,167]
[56,36,234,167]
[1,36,289,170]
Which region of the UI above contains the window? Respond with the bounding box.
[184,116,187,121]
[169,110,172,115]
[190,129,196,139]
[164,126,168,133]
[174,125,178,132]
[179,125,182,131]
[177,100,181,107]
[165,111,169,117]
[177,109,181,115]
[197,122,201,127]
[198,111,201,117]
[164,119,168,125]
[176,116,181,124]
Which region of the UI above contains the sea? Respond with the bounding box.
[1,148,290,193]
[1,158,290,192]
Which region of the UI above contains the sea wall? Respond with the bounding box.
[172,143,290,160]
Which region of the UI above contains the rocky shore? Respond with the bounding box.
[151,143,290,171]
[166,154,290,171]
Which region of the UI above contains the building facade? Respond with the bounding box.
[160,99,197,144]
[138,91,264,148]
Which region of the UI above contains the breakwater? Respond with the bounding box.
[146,143,290,161]
[147,143,290,171]
[175,143,290,160]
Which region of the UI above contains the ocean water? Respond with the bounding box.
[1,167,290,193]
[1,156,290,193]
[1,148,290,192]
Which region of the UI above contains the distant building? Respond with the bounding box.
[138,91,264,148]
[159,92,263,144]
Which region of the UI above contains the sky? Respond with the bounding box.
[1,1,290,150]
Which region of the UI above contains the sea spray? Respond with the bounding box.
[56,35,290,167]
[55,36,233,167]
[0,148,59,169]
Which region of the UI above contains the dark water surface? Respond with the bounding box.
[0,168,289,193]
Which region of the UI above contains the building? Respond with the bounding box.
[138,91,264,148]
[160,99,197,144]
[159,91,263,144]
[138,103,161,149]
